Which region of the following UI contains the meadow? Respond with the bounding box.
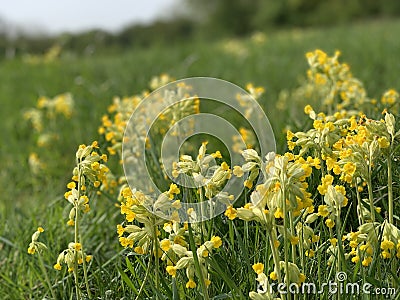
[1,19,400,299]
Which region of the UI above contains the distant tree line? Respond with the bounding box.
[186,0,400,36]
[1,0,400,58]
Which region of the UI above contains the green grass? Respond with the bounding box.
[1,18,400,299]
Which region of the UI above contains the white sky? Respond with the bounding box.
[0,0,180,34]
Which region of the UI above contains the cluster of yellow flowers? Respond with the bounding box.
[27,226,47,255]
[23,44,62,65]
[229,50,399,299]
[117,142,229,290]
[163,230,222,289]
[54,142,109,297]
[24,93,74,175]
[62,141,109,227]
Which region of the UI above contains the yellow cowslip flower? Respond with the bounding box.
[134,246,144,254]
[211,151,222,159]
[334,185,346,195]
[339,149,352,159]
[270,271,278,281]
[286,130,295,141]
[326,157,336,171]
[27,246,36,255]
[325,218,335,228]
[360,244,373,255]
[377,137,390,149]
[186,279,196,289]
[224,206,237,220]
[312,235,320,243]
[318,205,329,217]
[349,240,358,248]
[315,49,327,64]
[351,256,360,263]
[252,263,264,275]
[343,162,356,176]
[67,182,76,189]
[98,127,105,135]
[166,266,177,277]
[91,162,100,171]
[168,183,180,197]
[333,139,343,150]
[382,251,391,259]
[244,181,255,192]
[273,240,280,248]
[290,236,299,245]
[304,105,314,115]
[232,166,244,177]
[160,239,171,252]
[284,152,295,161]
[315,73,327,85]
[119,237,133,248]
[299,273,306,283]
[317,174,334,195]
[325,122,335,131]
[117,224,125,237]
[381,89,399,105]
[274,207,284,219]
[201,248,209,257]
[333,165,341,175]
[37,227,44,233]
[53,263,62,270]
[107,147,117,155]
[64,190,72,200]
[313,120,324,131]
[330,238,338,246]
[105,132,115,142]
[381,239,394,251]
[80,195,89,204]
[74,243,82,251]
[126,210,136,222]
[93,180,101,188]
[85,255,92,262]
[67,219,74,226]
[362,256,372,267]
[305,249,315,257]
[205,279,211,286]
[211,236,222,249]
[187,208,194,216]
[287,141,296,150]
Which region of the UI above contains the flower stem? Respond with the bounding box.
[269,228,286,300]
[282,188,290,291]
[74,205,80,299]
[79,235,92,298]
[152,219,160,299]
[188,223,209,300]
[355,181,365,225]
[366,174,375,223]
[387,152,393,224]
